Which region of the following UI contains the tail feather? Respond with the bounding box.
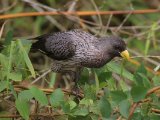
[29,36,46,52]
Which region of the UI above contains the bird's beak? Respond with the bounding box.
[120,50,130,60]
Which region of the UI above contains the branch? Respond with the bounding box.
[147,86,160,96]
[151,108,160,114]
[128,86,160,120]
[128,103,139,120]
[0,113,64,118]
[13,85,84,98]
[30,69,52,85]
[0,9,160,20]
[128,58,160,75]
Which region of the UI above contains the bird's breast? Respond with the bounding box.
[76,49,108,68]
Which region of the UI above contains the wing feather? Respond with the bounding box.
[31,32,76,60]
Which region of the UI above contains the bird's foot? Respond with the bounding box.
[72,83,82,100]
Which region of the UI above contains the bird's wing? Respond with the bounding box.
[31,32,76,60]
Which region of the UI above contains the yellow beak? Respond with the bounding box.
[120,50,130,60]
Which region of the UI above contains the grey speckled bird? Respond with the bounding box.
[31,29,129,84]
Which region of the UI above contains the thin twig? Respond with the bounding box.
[113,58,160,75]
[90,0,103,30]
[104,14,113,34]
[30,69,52,85]
[0,9,160,20]
[128,48,160,66]
[22,0,57,11]
[128,102,139,120]
[0,0,17,13]
[115,12,132,33]
[0,21,8,39]
[67,0,78,12]
[128,59,160,75]
[13,85,84,98]
[90,0,102,25]
[23,0,66,31]
[75,18,158,30]
[115,55,160,65]
[151,108,160,114]
[130,55,160,59]
[147,86,160,96]
[0,113,64,118]
[115,2,134,33]
[117,116,122,120]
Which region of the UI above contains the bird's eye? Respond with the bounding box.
[114,45,119,49]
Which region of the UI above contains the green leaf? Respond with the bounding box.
[49,73,56,88]
[9,84,17,99]
[79,68,89,84]
[131,85,148,102]
[134,73,144,86]
[110,90,127,104]
[0,53,8,70]
[150,114,160,120]
[8,72,22,81]
[119,100,131,118]
[141,103,150,116]
[17,40,35,77]
[61,102,70,113]
[134,64,149,86]
[15,99,30,120]
[107,62,134,81]
[50,88,64,107]
[84,84,96,100]
[6,41,15,82]
[98,96,111,118]
[68,100,77,110]
[98,72,112,82]
[145,22,157,55]
[4,30,13,45]
[90,114,99,120]
[132,112,142,120]
[80,98,93,106]
[134,76,150,90]
[138,73,150,88]
[153,76,160,85]
[0,81,7,92]
[68,115,91,120]
[18,90,33,101]
[73,108,89,116]
[94,72,99,94]
[54,115,69,120]
[89,103,99,115]
[136,64,147,75]
[30,86,48,105]
[98,72,111,89]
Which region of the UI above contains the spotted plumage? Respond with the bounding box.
[31,29,127,82]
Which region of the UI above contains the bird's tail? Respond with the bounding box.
[28,36,46,52]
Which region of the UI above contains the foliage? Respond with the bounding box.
[0,32,159,119]
[0,0,160,120]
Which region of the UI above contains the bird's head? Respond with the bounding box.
[99,36,130,60]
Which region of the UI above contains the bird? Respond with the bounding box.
[31,29,129,88]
